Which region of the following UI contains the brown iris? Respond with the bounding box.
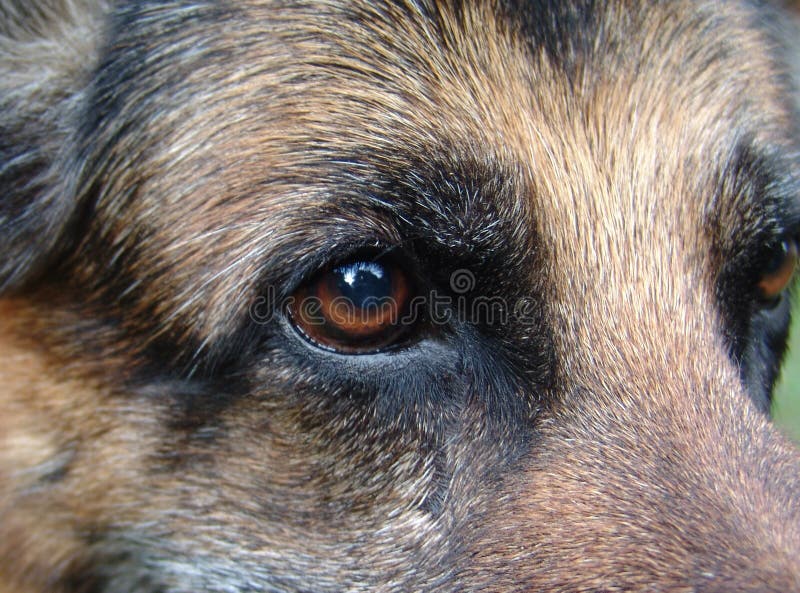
[757,239,798,305]
[288,257,412,353]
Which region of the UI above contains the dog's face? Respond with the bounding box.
[2,1,800,591]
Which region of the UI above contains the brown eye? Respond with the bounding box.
[757,239,798,305]
[288,257,412,353]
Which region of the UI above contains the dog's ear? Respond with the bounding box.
[0,1,108,292]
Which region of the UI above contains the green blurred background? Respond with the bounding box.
[773,297,800,442]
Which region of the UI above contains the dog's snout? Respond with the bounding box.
[465,331,800,591]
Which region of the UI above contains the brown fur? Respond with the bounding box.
[1,1,800,591]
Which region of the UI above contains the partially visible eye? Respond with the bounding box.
[756,239,798,307]
[288,256,414,353]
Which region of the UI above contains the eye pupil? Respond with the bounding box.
[333,262,393,309]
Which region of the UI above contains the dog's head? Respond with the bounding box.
[1,1,800,591]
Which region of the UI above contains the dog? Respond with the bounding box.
[2,0,800,591]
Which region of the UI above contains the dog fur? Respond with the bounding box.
[1,1,800,591]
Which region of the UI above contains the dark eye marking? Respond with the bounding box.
[712,140,800,309]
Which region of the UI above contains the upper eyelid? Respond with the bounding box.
[274,238,410,302]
